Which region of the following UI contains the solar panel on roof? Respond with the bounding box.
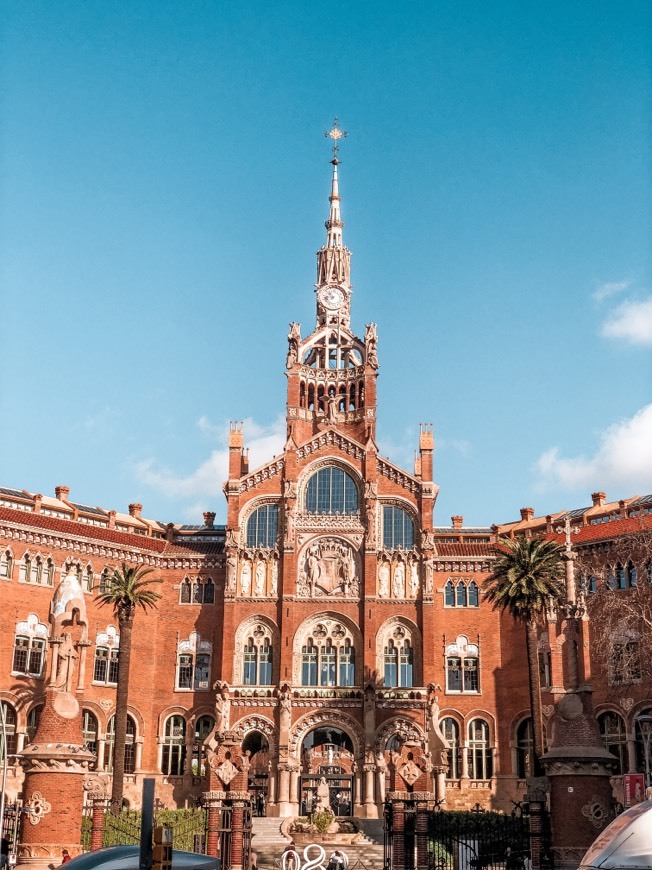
[180,524,203,530]
[71,502,108,516]
[565,507,589,518]
[630,494,652,507]
[0,487,28,498]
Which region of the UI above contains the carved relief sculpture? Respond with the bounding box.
[240,559,252,596]
[214,681,231,736]
[254,560,265,596]
[270,557,278,596]
[409,560,419,598]
[297,539,360,598]
[226,551,238,593]
[378,561,390,597]
[392,561,406,598]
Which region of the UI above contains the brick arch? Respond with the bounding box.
[463,710,497,743]
[234,614,280,686]
[104,705,146,739]
[374,717,425,754]
[289,709,364,761]
[297,456,363,513]
[157,705,190,738]
[292,611,362,685]
[81,700,109,732]
[231,713,277,756]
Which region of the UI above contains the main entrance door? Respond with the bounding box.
[299,727,355,817]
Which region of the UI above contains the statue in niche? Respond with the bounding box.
[226,529,239,548]
[378,562,390,597]
[241,559,252,596]
[364,684,376,741]
[270,559,278,596]
[278,683,292,734]
[409,561,419,598]
[286,322,301,369]
[342,548,356,595]
[53,632,78,693]
[316,776,330,811]
[364,481,378,499]
[424,561,434,595]
[254,560,265,596]
[393,561,406,598]
[284,479,297,499]
[226,552,237,593]
[284,506,295,548]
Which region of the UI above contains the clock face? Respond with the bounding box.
[319,286,345,310]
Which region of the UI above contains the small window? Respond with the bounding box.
[0,702,17,757]
[25,705,43,745]
[161,715,186,776]
[93,647,119,685]
[516,718,533,778]
[456,582,467,607]
[468,719,492,780]
[444,581,455,607]
[104,715,136,773]
[382,506,415,549]
[0,550,14,579]
[83,710,99,765]
[13,635,46,677]
[598,712,627,775]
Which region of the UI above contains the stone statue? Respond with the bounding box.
[343,548,356,594]
[279,683,292,733]
[240,559,252,595]
[409,561,419,598]
[393,561,406,598]
[364,684,376,740]
[286,322,301,369]
[284,506,295,548]
[316,776,330,811]
[53,632,78,693]
[284,479,297,498]
[426,684,440,733]
[365,323,379,369]
[424,561,434,595]
[270,558,278,596]
[378,562,390,597]
[225,529,239,548]
[254,560,265,596]
[214,681,231,736]
[226,552,237,593]
[307,546,321,595]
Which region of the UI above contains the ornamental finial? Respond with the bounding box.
[324,117,348,161]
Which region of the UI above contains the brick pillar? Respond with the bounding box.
[415,802,429,870]
[89,799,106,852]
[229,796,248,870]
[202,792,225,860]
[528,797,544,870]
[390,799,405,870]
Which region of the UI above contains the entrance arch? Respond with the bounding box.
[299,725,355,817]
[242,730,270,815]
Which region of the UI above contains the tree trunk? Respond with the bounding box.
[111,612,134,811]
[526,618,545,777]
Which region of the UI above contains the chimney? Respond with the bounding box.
[33,494,42,514]
[591,491,606,507]
[55,485,70,502]
[451,515,464,530]
[203,511,216,530]
[128,503,143,519]
[520,507,535,522]
[107,510,116,529]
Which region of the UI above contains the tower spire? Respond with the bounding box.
[316,119,351,309]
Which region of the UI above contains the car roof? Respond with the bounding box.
[64,846,220,870]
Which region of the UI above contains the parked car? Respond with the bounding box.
[62,847,220,870]
[580,799,652,870]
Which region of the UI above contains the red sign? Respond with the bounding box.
[623,773,645,806]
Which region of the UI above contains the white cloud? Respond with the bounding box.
[593,280,631,303]
[535,404,652,493]
[601,297,652,346]
[134,415,286,503]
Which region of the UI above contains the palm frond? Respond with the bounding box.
[95,562,162,615]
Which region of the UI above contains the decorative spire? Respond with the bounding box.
[317,118,351,291]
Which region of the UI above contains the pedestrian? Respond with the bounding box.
[328,850,347,870]
[60,850,72,866]
[1,837,10,870]
[281,843,300,870]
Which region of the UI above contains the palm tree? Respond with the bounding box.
[484,536,565,777]
[96,562,162,809]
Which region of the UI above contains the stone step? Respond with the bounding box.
[253,842,385,870]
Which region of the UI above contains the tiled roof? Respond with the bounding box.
[0,506,167,552]
[435,543,493,558]
[162,540,224,556]
[550,513,652,545]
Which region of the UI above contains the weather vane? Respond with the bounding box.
[324,117,348,160]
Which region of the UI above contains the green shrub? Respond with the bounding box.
[312,810,334,834]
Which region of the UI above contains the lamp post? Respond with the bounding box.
[636,715,652,788]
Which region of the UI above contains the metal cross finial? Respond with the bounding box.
[325,117,348,159]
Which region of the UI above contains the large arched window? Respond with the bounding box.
[305,467,358,515]
[176,633,212,691]
[82,710,99,765]
[382,506,414,549]
[0,702,17,757]
[104,714,136,773]
[161,715,186,775]
[516,718,533,778]
[384,638,413,688]
[246,505,279,548]
[300,621,356,687]
[468,718,492,780]
[441,717,461,779]
[598,711,627,775]
[192,715,215,777]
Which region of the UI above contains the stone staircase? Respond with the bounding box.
[251,816,290,868]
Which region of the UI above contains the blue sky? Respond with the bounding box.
[1,1,650,526]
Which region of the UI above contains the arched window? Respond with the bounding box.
[161,715,186,775]
[176,633,212,691]
[192,715,215,777]
[598,712,627,775]
[305,467,358,515]
[104,715,136,773]
[382,506,414,549]
[0,702,17,757]
[627,561,637,588]
[383,638,413,688]
[445,581,455,607]
[609,628,641,685]
[468,581,479,607]
[83,565,94,592]
[179,576,215,605]
[203,578,215,604]
[19,553,32,583]
[241,624,274,686]
[538,635,552,689]
[516,718,533,779]
[300,621,356,687]
[456,582,467,607]
[441,717,461,779]
[0,549,14,579]
[635,707,652,774]
[82,710,99,765]
[25,704,43,745]
[468,719,492,780]
[99,567,112,595]
[446,636,480,693]
[247,505,279,548]
[42,557,55,586]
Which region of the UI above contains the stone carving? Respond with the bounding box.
[364,481,378,499]
[392,562,406,598]
[226,552,237,593]
[214,681,231,736]
[254,560,265,596]
[240,559,251,596]
[216,759,239,785]
[424,561,434,595]
[581,796,609,829]
[24,791,52,825]
[365,323,379,369]
[620,697,635,712]
[409,561,419,598]
[279,683,292,735]
[286,322,301,369]
[378,562,390,597]
[52,632,79,693]
[297,539,360,598]
[316,776,330,810]
[284,480,297,498]
[270,558,278,596]
[399,760,422,786]
[226,529,239,548]
[421,529,436,551]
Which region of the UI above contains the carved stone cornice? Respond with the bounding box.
[239,460,285,493]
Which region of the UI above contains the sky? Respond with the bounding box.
[1,1,651,527]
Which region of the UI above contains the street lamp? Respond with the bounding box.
[636,714,652,788]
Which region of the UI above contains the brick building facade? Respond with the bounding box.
[1,154,651,823]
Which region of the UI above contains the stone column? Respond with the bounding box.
[363,764,377,817]
[276,764,291,817]
[288,763,300,814]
